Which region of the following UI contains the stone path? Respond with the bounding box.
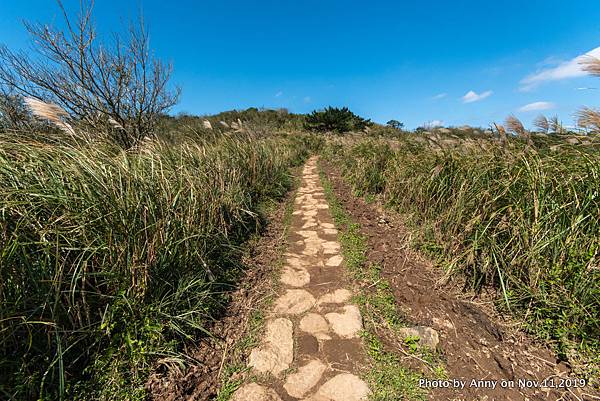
[232,157,370,401]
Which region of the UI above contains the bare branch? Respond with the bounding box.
[0,0,178,147]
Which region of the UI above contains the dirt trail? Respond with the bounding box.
[231,157,370,401]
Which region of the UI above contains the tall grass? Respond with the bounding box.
[0,132,316,400]
[323,137,600,373]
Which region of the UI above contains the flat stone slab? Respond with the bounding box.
[232,383,283,401]
[325,255,343,267]
[298,230,319,239]
[317,289,352,306]
[308,373,370,401]
[299,313,331,340]
[283,359,327,398]
[273,289,316,315]
[248,318,294,376]
[325,305,363,338]
[280,266,310,287]
[322,241,340,255]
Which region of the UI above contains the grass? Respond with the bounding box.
[215,176,299,401]
[0,130,315,400]
[321,135,600,381]
[319,163,435,401]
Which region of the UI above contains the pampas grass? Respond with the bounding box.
[533,115,549,134]
[24,97,76,136]
[579,55,600,77]
[505,115,526,137]
[549,116,563,134]
[0,132,312,399]
[576,106,600,132]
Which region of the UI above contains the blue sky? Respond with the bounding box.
[1,1,600,128]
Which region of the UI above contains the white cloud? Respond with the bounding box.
[518,101,556,112]
[424,119,444,128]
[432,93,447,100]
[274,91,283,97]
[462,90,493,103]
[520,46,600,91]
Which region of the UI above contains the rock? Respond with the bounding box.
[283,360,327,398]
[398,326,440,349]
[325,305,363,338]
[286,256,306,268]
[323,228,338,235]
[325,255,343,267]
[317,289,352,306]
[303,239,321,256]
[310,373,370,401]
[231,383,282,401]
[299,313,331,340]
[280,266,310,287]
[248,318,293,376]
[322,241,340,255]
[273,289,316,315]
[320,223,335,229]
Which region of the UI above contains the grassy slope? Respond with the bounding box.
[0,131,319,400]
[322,134,600,380]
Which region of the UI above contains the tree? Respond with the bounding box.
[0,0,179,148]
[386,119,404,130]
[304,106,371,133]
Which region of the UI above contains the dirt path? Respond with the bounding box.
[231,157,370,401]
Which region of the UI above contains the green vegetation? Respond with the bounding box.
[0,130,314,400]
[216,184,298,401]
[305,106,372,133]
[322,135,600,377]
[319,165,430,401]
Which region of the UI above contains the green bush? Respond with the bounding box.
[0,132,310,400]
[305,106,372,133]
